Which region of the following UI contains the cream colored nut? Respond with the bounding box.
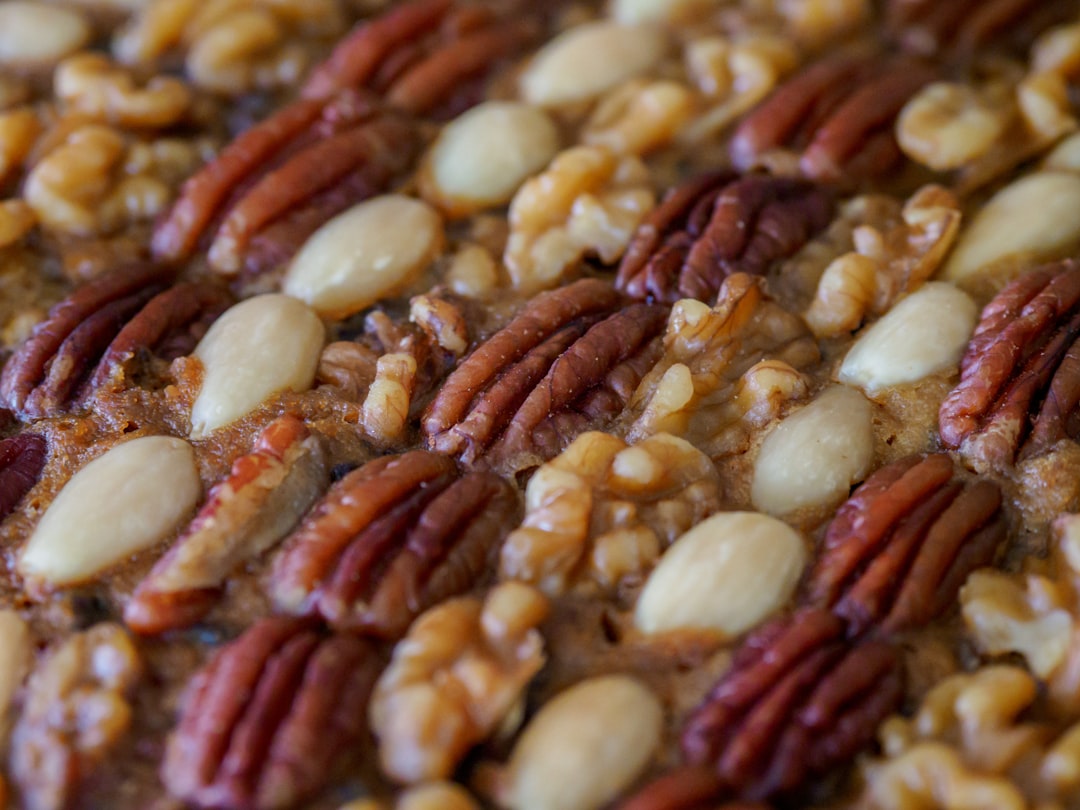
[0,610,30,744]
[520,22,669,107]
[0,3,91,67]
[635,511,806,637]
[866,743,1026,810]
[55,53,192,129]
[609,0,712,23]
[283,195,443,318]
[838,282,977,394]
[1043,131,1080,173]
[500,675,662,810]
[398,783,481,810]
[18,437,200,587]
[751,385,874,516]
[941,171,1080,284]
[419,102,559,219]
[779,0,870,48]
[190,294,324,438]
[897,82,1010,171]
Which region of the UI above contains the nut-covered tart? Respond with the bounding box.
[2,0,1080,808]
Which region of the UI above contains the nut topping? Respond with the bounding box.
[271,450,520,639]
[730,56,935,184]
[423,279,668,470]
[681,608,903,801]
[939,261,1080,469]
[806,454,1006,637]
[162,617,379,810]
[615,172,835,304]
[0,433,46,522]
[125,415,329,635]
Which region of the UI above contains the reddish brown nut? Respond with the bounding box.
[615,172,835,304]
[615,766,731,810]
[0,264,228,419]
[422,278,668,468]
[161,616,378,810]
[125,416,329,635]
[939,261,1080,469]
[304,0,539,119]
[806,454,1006,638]
[152,91,419,275]
[271,450,520,639]
[0,432,46,521]
[730,56,936,185]
[681,608,903,802]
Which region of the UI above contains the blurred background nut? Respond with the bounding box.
[520,21,669,107]
[370,583,549,784]
[18,436,201,589]
[837,282,977,394]
[11,623,141,810]
[503,145,655,293]
[0,611,30,750]
[897,81,1013,171]
[0,2,91,69]
[609,0,713,24]
[284,195,444,319]
[189,294,325,438]
[778,0,871,49]
[583,80,695,156]
[751,384,874,517]
[55,53,192,129]
[419,102,560,219]
[499,431,722,595]
[635,511,806,638]
[0,108,42,186]
[341,783,482,810]
[494,675,662,810]
[0,200,36,249]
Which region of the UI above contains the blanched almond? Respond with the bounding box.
[0,3,90,68]
[500,675,662,810]
[419,102,559,218]
[189,294,324,439]
[283,195,444,318]
[18,437,200,587]
[751,385,874,516]
[635,511,806,637]
[520,22,669,107]
[1043,131,1080,173]
[838,282,977,393]
[941,172,1080,284]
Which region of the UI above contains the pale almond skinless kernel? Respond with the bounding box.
[751,384,874,516]
[520,22,669,107]
[1043,131,1080,172]
[190,294,324,438]
[283,195,444,318]
[838,282,977,394]
[498,675,662,810]
[419,102,560,219]
[634,511,806,637]
[18,437,200,587]
[0,3,91,68]
[941,171,1080,285]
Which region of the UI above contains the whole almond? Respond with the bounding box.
[751,385,874,516]
[499,675,662,810]
[520,21,669,107]
[838,282,977,393]
[284,195,444,319]
[18,436,200,586]
[0,3,90,67]
[635,511,806,637]
[419,102,560,219]
[189,294,324,439]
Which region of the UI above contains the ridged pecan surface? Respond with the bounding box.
[162,617,378,810]
[423,278,668,468]
[939,261,1080,469]
[271,450,519,639]
[615,173,835,304]
[806,453,1006,637]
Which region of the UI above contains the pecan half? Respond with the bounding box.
[0,264,229,419]
[271,450,520,639]
[730,57,936,185]
[423,279,668,468]
[939,261,1080,469]
[681,608,904,801]
[125,416,329,635]
[152,91,419,275]
[0,432,45,521]
[303,0,539,119]
[806,454,1006,637]
[161,617,378,810]
[615,173,835,304]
